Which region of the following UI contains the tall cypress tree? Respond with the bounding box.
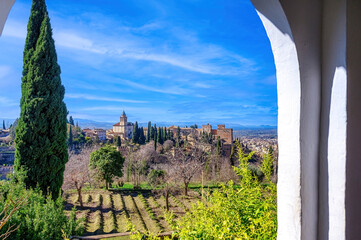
[69,116,74,125]
[14,0,68,198]
[154,124,157,150]
[146,121,151,142]
[117,135,121,147]
[139,127,145,144]
[132,121,139,144]
[157,127,163,145]
[68,125,73,147]
[150,126,155,140]
[2,120,5,129]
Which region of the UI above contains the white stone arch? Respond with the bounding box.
[250,1,304,239]
[251,1,353,240]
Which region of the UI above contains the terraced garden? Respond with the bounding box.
[64,190,200,237]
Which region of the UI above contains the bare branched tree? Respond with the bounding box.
[63,146,98,207]
[157,164,178,211]
[171,145,207,196]
[126,143,155,188]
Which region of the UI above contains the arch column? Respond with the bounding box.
[0,0,16,36]
[252,1,359,240]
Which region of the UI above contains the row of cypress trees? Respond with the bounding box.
[132,121,175,145]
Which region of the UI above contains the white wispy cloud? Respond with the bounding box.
[2,20,26,39]
[121,79,189,95]
[193,82,213,89]
[0,96,18,107]
[53,31,107,54]
[0,65,12,79]
[65,93,147,103]
[49,18,256,75]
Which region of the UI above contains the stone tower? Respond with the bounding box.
[120,110,127,126]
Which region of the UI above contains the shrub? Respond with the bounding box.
[174,141,277,239]
[0,175,84,240]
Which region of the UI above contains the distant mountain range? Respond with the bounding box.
[74,119,277,130]
[0,118,277,130]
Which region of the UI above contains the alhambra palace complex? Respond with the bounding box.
[109,111,233,155]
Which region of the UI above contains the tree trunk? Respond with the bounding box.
[77,187,83,208]
[184,182,188,196]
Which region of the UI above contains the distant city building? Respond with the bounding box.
[112,111,134,139]
[168,123,234,156]
[93,129,106,141]
[82,127,106,141]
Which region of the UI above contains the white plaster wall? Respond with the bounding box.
[322,0,347,239]
[0,0,15,36]
[346,1,361,238]
[251,1,301,239]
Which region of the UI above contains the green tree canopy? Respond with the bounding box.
[14,0,68,198]
[89,145,124,189]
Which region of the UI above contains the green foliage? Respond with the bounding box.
[9,119,18,141]
[0,172,84,240]
[216,137,222,156]
[14,0,68,198]
[190,124,198,129]
[146,121,151,142]
[69,116,74,126]
[139,127,146,144]
[89,145,125,189]
[132,122,139,144]
[68,125,73,147]
[171,141,277,239]
[147,169,165,189]
[157,127,164,145]
[116,135,122,147]
[154,125,157,151]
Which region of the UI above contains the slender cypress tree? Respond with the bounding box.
[69,116,74,125]
[139,127,145,144]
[132,121,139,144]
[154,125,157,151]
[146,121,151,142]
[68,125,73,147]
[216,137,222,156]
[150,126,155,140]
[117,135,121,147]
[169,129,173,140]
[162,127,166,141]
[2,120,5,129]
[14,0,68,198]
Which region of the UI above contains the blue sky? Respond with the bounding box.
[0,0,277,126]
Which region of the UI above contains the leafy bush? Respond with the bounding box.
[0,174,84,240]
[174,141,277,239]
[130,141,277,240]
